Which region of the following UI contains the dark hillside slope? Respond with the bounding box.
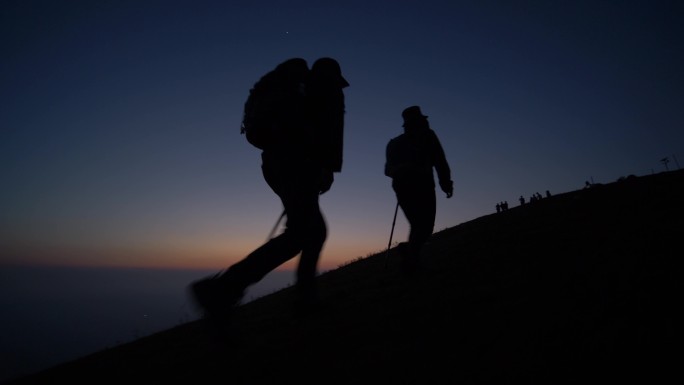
[7,170,681,384]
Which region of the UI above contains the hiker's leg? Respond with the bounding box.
[395,183,435,272]
[286,165,327,309]
[218,159,305,290]
[295,195,326,309]
[395,185,425,255]
[408,187,436,251]
[221,232,302,290]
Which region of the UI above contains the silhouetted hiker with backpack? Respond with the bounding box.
[190,57,349,331]
[385,106,453,275]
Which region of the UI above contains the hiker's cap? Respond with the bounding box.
[402,106,428,125]
[312,57,349,88]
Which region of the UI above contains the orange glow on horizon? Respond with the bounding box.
[1,240,379,273]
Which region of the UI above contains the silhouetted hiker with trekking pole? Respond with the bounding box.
[384,106,453,275]
[189,57,349,335]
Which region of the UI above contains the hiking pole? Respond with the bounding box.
[267,209,286,241]
[383,202,400,269]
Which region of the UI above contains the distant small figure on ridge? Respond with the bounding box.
[384,105,453,275]
[496,201,509,213]
[189,57,349,335]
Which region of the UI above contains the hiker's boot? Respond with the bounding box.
[190,274,244,332]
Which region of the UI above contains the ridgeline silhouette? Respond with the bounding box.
[6,170,680,384]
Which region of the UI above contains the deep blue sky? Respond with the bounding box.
[2,0,682,270]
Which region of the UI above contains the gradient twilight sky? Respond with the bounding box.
[2,0,682,271]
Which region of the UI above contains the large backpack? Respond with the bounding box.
[240,58,308,150]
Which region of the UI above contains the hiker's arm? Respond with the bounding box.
[430,131,453,198]
[384,139,402,178]
[384,141,394,177]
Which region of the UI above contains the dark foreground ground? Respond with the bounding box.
[6,170,681,385]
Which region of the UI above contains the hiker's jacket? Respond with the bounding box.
[385,127,451,192]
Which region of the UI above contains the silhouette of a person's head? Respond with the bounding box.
[402,105,429,132]
[310,57,349,88]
